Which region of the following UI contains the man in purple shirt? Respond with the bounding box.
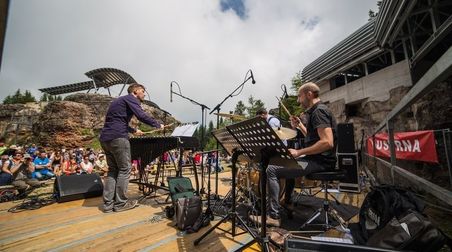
[100,83,163,213]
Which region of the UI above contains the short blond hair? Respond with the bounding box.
[298,82,320,98]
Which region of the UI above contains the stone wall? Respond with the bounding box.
[324,74,452,149]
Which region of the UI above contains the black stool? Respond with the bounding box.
[299,170,347,231]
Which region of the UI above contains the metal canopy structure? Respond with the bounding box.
[39,68,137,96]
[302,21,380,83]
[39,80,95,96]
[85,68,136,88]
[302,0,452,84]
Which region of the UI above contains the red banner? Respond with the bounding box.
[367,130,438,163]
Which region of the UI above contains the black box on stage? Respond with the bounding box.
[54,174,104,203]
[286,237,397,252]
[337,123,355,153]
[338,152,360,193]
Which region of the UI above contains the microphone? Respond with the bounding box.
[283,84,289,99]
[250,70,256,84]
[170,82,173,103]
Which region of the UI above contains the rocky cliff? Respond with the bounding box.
[0,93,177,148]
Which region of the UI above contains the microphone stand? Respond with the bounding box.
[170,84,214,219]
[209,70,254,198]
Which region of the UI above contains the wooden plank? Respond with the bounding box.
[0,170,366,251]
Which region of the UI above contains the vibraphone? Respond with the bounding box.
[129,136,200,197]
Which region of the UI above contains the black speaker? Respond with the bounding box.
[54,174,103,203]
[337,123,355,153]
[338,153,360,193]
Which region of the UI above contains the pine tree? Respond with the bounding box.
[3,95,12,104]
[234,101,246,115]
[40,93,48,102]
[23,90,36,103]
[3,89,36,104]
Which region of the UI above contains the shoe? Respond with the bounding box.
[249,214,281,227]
[113,199,139,212]
[249,214,261,225]
[267,216,281,227]
[102,207,113,213]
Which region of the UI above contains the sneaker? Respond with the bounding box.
[102,207,113,213]
[249,214,281,227]
[113,199,139,212]
[267,216,281,227]
[249,214,261,225]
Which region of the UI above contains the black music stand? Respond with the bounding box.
[195,117,300,252]
[194,129,255,247]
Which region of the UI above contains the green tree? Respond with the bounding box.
[234,100,246,115]
[3,89,36,104]
[368,1,382,20]
[3,95,12,104]
[40,93,63,102]
[246,95,265,118]
[23,90,36,103]
[278,71,304,122]
[40,93,48,102]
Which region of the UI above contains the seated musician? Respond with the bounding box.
[256,108,281,128]
[250,82,337,227]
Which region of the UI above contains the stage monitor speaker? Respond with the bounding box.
[54,174,103,203]
[338,152,360,193]
[337,123,355,153]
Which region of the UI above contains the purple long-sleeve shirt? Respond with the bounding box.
[99,94,160,142]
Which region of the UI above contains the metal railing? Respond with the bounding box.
[365,46,452,205]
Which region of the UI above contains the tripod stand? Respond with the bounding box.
[194,150,256,246]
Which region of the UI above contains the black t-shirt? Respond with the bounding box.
[303,102,337,168]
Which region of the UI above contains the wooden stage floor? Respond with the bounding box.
[0,171,365,252]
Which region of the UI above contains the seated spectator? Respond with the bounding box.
[2,144,18,157]
[0,155,13,186]
[33,151,55,179]
[80,155,93,174]
[50,150,63,176]
[10,154,40,193]
[131,160,139,178]
[26,143,37,156]
[94,154,108,177]
[87,148,96,163]
[61,156,77,175]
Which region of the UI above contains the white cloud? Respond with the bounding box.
[0,0,377,123]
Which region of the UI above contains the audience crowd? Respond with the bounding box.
[0,141,109,193]
[0,140,228,195]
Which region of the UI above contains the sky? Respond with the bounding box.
[0,0,377,123]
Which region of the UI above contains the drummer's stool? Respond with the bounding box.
[299,170,347,231]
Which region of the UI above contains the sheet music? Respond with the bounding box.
[171,123,199,137]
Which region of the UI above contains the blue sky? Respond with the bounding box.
[0,0,377,123]
[220,0,247,19]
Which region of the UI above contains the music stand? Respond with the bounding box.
[171,122,201,194]
[195,117,300,252]
[194,128,255,247]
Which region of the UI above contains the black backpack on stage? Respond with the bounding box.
[350,185,452,251]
